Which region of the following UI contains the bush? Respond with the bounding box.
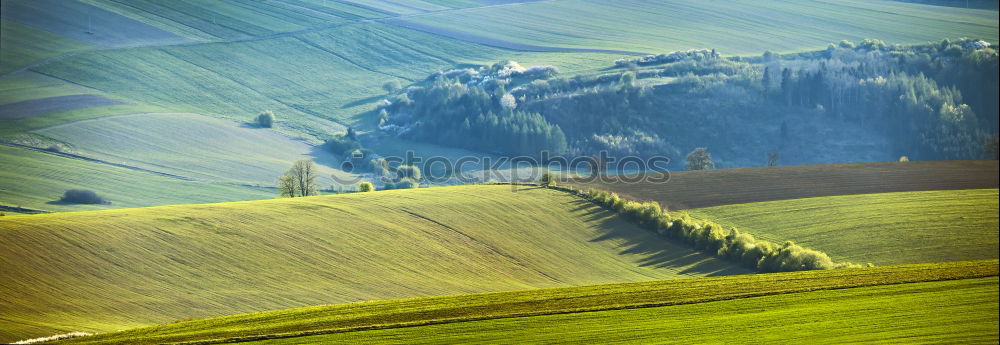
[576,187,855,273]
[358,181,374,192]
[60,189,108,204]
[256,110,276,128]
[395,165,421,180]
[540,172,557,187]
[384,178,419,190]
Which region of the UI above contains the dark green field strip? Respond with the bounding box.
[258,276,999,344]
[568,161,999,210]
[63,260,998,345]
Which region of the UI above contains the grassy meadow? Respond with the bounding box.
[0,145,273,212]
[1,1,998,342]
[0,20,92,74]
[0,185,745,342]
[402,0,999,54]
[54,260,998,344]
[688,189,1000,265]
[33,113,354,186]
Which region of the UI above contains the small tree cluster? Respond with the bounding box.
[382,165,421,190]
[278,159,320,197]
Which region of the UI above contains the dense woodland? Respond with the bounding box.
[378,39,998,167]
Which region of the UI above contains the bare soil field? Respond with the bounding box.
[568,161,1000,210]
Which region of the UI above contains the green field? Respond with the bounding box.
[28,22,619,133]
[0,145,273,212]
[402,0,999,54]
[53,260,998,344]
[33,112,354,186]
[0,185,745,342]
[3,21,619,211]
[687,189,1000,265]
[0,20,92,74]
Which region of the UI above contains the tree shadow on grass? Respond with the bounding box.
[567,198,751,277]
[340,94,387,109]
[308,145,346,172]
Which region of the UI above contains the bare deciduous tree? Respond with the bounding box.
[278,159,320,197]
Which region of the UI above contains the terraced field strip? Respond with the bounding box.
[397,0,999,54]
[0,19,93,74]
[568,161,999,210]
[262,275,998,344]
[0,185,742,342]
[56,260,998,344]
[688,188,1000,265]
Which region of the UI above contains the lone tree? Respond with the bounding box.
[256,110,276,128]
[685,148,715,170]
[278,159,320,197]
[358,181,374,192]
[767,151,780,167]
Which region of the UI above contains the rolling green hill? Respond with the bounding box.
[0,20,92,74]
[28,22,619,132]
[687,189,1000,266]
[33,112,355,186]
[0,185,746,342]
[0,145,273,212]
[53,260,999,344]
[400,0,999,54]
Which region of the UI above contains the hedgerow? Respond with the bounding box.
[548,184,860,272]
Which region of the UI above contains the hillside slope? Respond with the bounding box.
[568,161,999,210]
[0,145,273,212]
[0,185,746,342]
[688,189,1000,265]
[55,260,998,345]
[399,0,999,54]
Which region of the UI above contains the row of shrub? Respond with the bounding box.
[545,184,862,272]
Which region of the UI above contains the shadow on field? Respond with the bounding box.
[569,199,748,277]
[308,146,345,173]
[341,94,387,109]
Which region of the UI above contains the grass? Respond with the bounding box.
[0,20,93,74]
[74,0,361,41]
[51,260,998,344]
[687,189,1000,266]
[30,22,620,133]
[567,161,999,210]
[264,276,997,345]
[0,185,746,342]
[402,0,999,54]
[32,112,355,185]
[0,145,273,212]
[1,0,192,48]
